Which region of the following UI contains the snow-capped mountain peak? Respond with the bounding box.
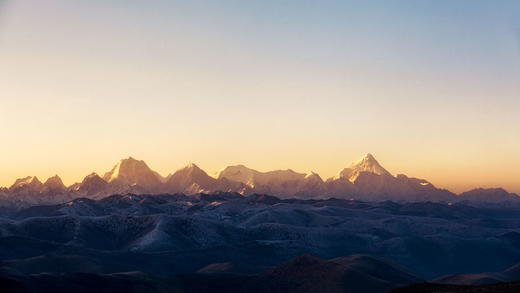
[335,153,392,182]
[104,157,151,181]
[305,172,323,181]
[216,165,259,185]
[351,153,390,175]
[170,162,209,180]
[218,165,307,187]
[185,162,202,171]
[9,176,43,190]
[102,157,163,190]
[1,153,510,204]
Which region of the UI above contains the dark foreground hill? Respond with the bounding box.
[1,193,520,278]
[392,282,520,293]
[1,193,520,292]
[1,255,519,293]
[0,254,419,293]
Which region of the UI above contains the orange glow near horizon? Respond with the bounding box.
[0,152,519,195]
[0,1,519,194]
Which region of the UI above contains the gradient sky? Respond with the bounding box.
[0,0,519,193]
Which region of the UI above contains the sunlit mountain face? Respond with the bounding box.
[2,0,520,292]
[1,154,518,206]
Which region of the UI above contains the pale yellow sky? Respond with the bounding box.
[0,1,519,193]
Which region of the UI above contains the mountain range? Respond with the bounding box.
[1,154,518,206]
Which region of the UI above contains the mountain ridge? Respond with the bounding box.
[1,154,518,205]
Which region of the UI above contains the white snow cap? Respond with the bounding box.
[336,153,392,182]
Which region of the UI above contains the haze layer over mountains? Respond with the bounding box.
[1,154,518,206]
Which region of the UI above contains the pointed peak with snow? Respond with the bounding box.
[305,171,322,179]
[82,173,105,182]
[9,176,43,190]
[102,157,163,185]
[363,153,376,160]
[164,162,218,193]
[173,162,209,177]
[351,153,384,169]
[185,162,200,169]
[303,172,324,185]
[8,176,44,195]
[335,153,392,182]
[75,172,109,195]
[104,157,149,182]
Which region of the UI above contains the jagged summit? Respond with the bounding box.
[68,172,109,196]
[9,176,43,190]
[168,162,210,181]
[82,172,106,183]
[1,154,516,204]
[165,162,225,194]
[305,171,322,180]
[44,175,64,185]
[169,163,211,180]
[7,176,45,197]
[102,157,163,191]
[103,157,161,182]
[85,172,102,179]
[184,162,203,171]
[336,153,392,182]
[351,153,391,175]
[42,175,67,192]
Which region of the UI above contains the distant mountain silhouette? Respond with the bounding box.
[1,154,518,206]
[457,188,520,203]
